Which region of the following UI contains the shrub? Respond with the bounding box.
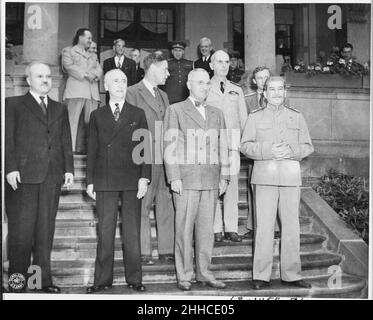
[313,169,369,244]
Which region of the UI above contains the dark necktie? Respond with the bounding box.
[113,103,120,121]
[220,81,225,94]
[39,96,47,116]
[117,58,122,69]
[259,92,264,107]
[195,100,202,107]
[154,87,164,116]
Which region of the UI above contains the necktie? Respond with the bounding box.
[195,100,201,107]
[220,81,225,94]
[117,58,121,69]
[113,103,120,121]
[259,92,264,107]
[39,96,47,116]
[154,87,164,115]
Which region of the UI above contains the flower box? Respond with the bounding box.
[285,72,363,89]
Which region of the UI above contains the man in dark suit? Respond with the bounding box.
[129,48,145,84]
[126,52,175,264]
[86,69,151,293]
[5,61,74,293]
[193,37,214,78]
[103,38,137,103]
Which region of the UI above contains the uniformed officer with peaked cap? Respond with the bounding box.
[163,41,193,104]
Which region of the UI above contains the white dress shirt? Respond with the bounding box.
[189,96,206,120]
[114,55,125,68]
[109,100,125,115]
[30,90,48,107]
[142,78,156,97]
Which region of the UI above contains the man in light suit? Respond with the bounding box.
[5,61,74,293]
[164,68,229,291]
[126,52,175,264]
[243,66,281,240]
[241,76,314,290]
[206,50,248,243]
[86,69,151,293]
[62,28,102,153]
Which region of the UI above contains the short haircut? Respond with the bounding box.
[252,66,270,78]
[113,38,125,46]
[104,68,127,83]
[187,68,209,82]
[72,28,91,46]
[264,76,286,91]
[210,50,229,63]
[342,43,353,51]
[143,52,167,72]
[199,37,212,47]
[25,61,50,77]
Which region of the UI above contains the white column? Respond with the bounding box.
[244,4,276,74]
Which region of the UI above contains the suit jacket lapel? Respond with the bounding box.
[108,102,131,141]
[47,98,61,125]
[138,81,162,118]
[181,99,205,129]
[23,92,47,125]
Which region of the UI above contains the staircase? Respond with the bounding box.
[50,155,366,297]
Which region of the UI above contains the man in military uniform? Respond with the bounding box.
[194,37,214,78]
[241,76,314,290]
[163,41,193,104]
[206,50,247,243]
[243,66,280,240]
[227,51,244,84]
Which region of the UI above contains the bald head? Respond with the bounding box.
[210,50,230,78]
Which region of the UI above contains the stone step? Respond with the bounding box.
[54,274,367,298]
[51,233,327,261]
[50,252,343,287]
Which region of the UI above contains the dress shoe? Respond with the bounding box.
[141,255,155,265]
[199,280,226,289]
[274,231,281,239]
[86,285,111,294]
[128,284,146,292]
[42,285,61,294]
[242,230,253,239]
[224,232,242,242]
[281,280,312,289]
[214,232,223,242]
[158,254,175,262]
[252,280,271,290]
[177,281,191,291]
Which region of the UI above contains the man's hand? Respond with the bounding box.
[64,173,74,189]
[6,171,21,191]
[272,142,291,160]
[171,179,182,195]
[84,72,96,82]
[219,179,228,196]
[86,184,96,200]
[137,178,149,199]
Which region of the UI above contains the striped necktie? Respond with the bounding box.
[113,103,120,121]
[39,96,47,116]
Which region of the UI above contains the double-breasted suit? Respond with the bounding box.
[5,92,74,288]
[87,102,151,286]
[126,81,175,257]
[241,103,314,282]
[163,98,229,282]
[62,45,102,151]
[206,77,248,235]
[194,55,214,78]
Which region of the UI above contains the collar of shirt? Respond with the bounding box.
[211,76,227,88]
[189,96,206,119]
[266,103,285,112]
[29,90,48,107]
[109,100,125,114]
[142,78,156,97]
[114,55,124,65]
[202,55,210,62]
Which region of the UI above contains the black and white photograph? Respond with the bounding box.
[1,0,371,302]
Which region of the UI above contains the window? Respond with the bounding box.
[6,3,25,45]
[275,24,293,65]
[232,4,244,61]
[99,4,175,48]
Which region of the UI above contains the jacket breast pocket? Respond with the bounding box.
[286,121,300,141]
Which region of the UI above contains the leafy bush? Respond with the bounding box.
[313,169,369,244]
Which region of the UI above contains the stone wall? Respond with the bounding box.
[288,87,370,178]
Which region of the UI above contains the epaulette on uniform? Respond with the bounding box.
[244,92,256,98]
[250,106,266,114]
[228,80,240,87]
[285,105,300,113]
